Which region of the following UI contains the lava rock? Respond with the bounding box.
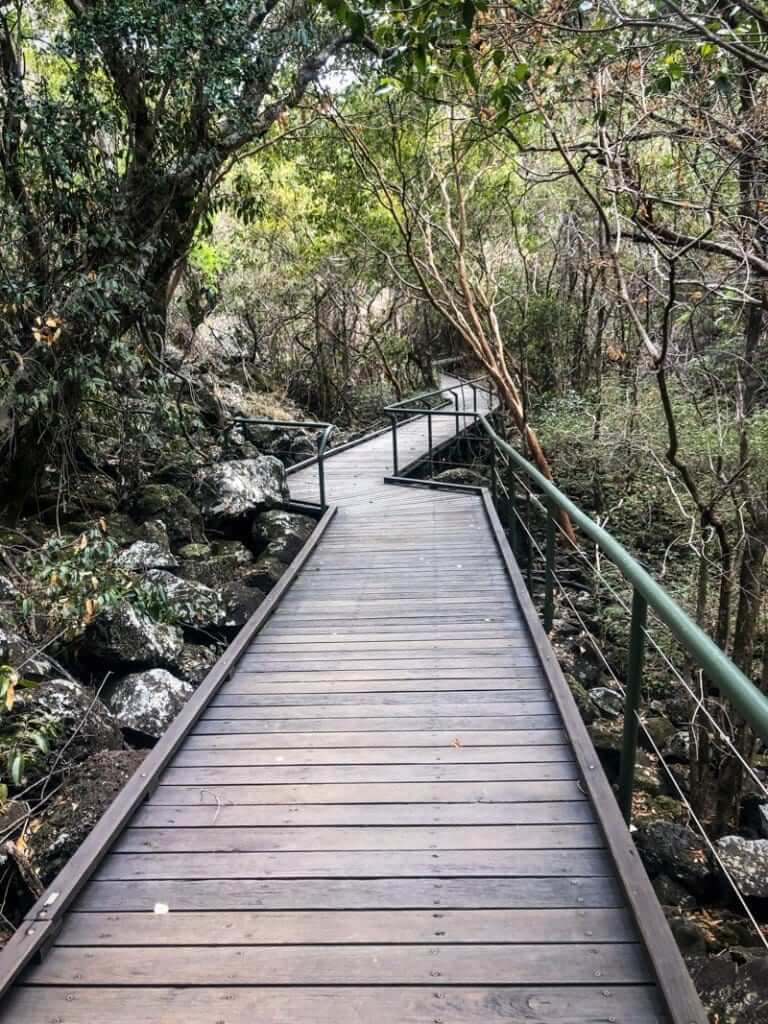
[433,467,490,488]
[252,510,315,563]
[634,821,715,895]
[127,484,203,545]
[242,553,285,593]
[103,669,194,741]
[687,954,768,1024]
[663,729,690,763]
[667,914,708,956]
[143,570,225,630]
[194,457,287,521]
[176,644,219,685]
[0,626,52,677]
[653,874,698,908]
[9,679,121,782]
[589,686,623,718]
[82,602,184,671]
[177,541,253,589]
[115,541,178,572]
[566,677,597,725]
[221,581,267,629]
[641,716,677,752]
[634,754,663,797]
[26,750,145,885]
[715,836,768,898]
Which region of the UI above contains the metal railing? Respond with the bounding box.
[384,375,495,477]
[383,377,768,825]
[226,417,335,508]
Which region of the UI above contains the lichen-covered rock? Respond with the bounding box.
[653,874,698,908]
[221,581,267,629]
[126,484,203,545]
[634,821,715,895]
[176,644,219,685]
[9,679,121,781]
[115,541,178,572]
[177,541,253,589]
[26,749,145,884]
[634,753,663,796]
[252,510,315,563]
[194,457,287,521]
[587,718,624,778]
[641,716,677,752]
[433,467,490,488]
[715,836,768,898]
[177,542,212,560]
[242,553,285,593]
[565,677,597,725]
[687,954,768,1024]
[0,626,52,677]
[81,602,184,670]
[589,686,623,718]
[143,570,225,630]
[663,729,690,763]
[104,669,194,741]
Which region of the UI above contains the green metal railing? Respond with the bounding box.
[384,376,768,823]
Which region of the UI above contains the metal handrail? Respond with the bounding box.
[228,417,335,508]
[475,412,768,820]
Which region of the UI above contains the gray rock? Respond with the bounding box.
[433,467,490,488]
[653,874,698,908]
[10,678,121,781]
[664,729,690,763]
[176,644,219,685]
[242,554,285,593]
[143,570,225,630]
[221,581,267,629]
[641,716,677,752]
[688,954,768,1024]
[0,626,52,677]
[104,669,194,740]
[127,484,203,545]
[759,804,768,839]
[634,821,714,895]
[177,542,212,560]
[252,510,315,563]
[715,836,768,898]
[634,755,663,796]
[589,686,623,717]
[115,541,178,572]
[566,676,597,725]
[194,457,287,521]
[82,602,184,670]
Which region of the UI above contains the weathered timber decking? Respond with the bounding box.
[0,377,705,1023]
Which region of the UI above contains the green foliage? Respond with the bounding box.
[0,666,54,792]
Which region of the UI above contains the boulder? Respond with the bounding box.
[641,716,677,752]
[252,510,315,562]
[687,954,768,1024]
[0,626,53,677]
[566,677,597,725]
[81,602,184,671]
[715,836,768,898]
[8,679,121,783]
[663,729,690,763]
[221,581,267,629]
[177,542,212,560]
[115,541,178,572]
[634,821,715,895]
[653,874,698,908]
[177,541,253,589]
[587,718,624,779]
[589,686,623,718]
[143,570,225,630]
[26,750,145,884]
[666,914,708,956]
[760,805,768,839]
[634,754,663,797]
[433,467,490,488]
[103,669,194,741]
[176,644,219,685]
[126,484,203,545]
[242,554,285,593]
[194,457,287,521]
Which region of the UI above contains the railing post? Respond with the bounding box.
[427,410,433,476]
[318,442,326,509]
[389,413,399,476]
[453,391,460,438]
[544,499,556,632]
[508,467,518,559]
[491,441,498,505]
[618,589,648,824]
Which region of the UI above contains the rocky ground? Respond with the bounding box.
[0,448,318,936]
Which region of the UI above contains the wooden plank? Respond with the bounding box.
[199,700,557,720]
[74,874,625,912]
[94,848,612,880]
[0,984,666,1024]
[114,823,603,853]
[220,677,546,693]
[191,715,561,734]
[56,907,635,946]
[132,800,596,829]
[210,689,550,706]
[25,942,650,986]
[170,744,574,767]
[159,762,578,786]
[184,728,568,749]
[148,779,583,804]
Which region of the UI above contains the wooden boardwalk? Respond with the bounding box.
[0,378,703,1022]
